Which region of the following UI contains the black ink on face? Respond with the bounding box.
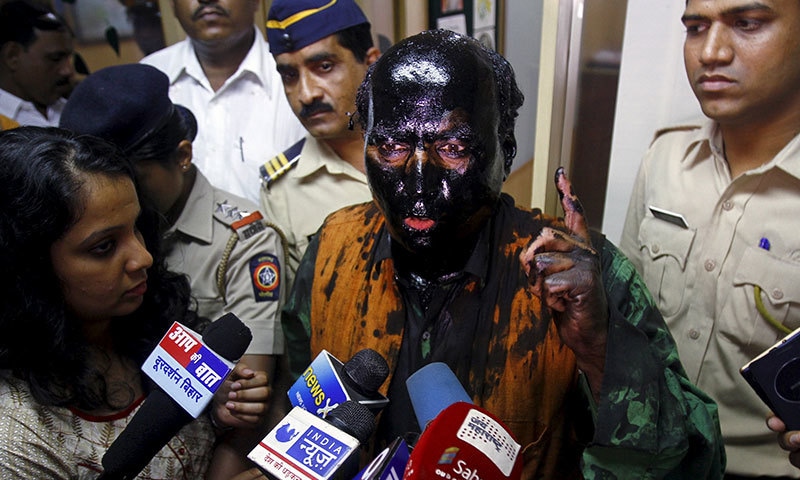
[364,31,506,262]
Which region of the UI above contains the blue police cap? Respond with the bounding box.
[266,0,369,56]
[60,63,196,152]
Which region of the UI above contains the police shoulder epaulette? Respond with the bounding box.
[230,211,267,241]
[260,137,306,188]
[213,200,266,239]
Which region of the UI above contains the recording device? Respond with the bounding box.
[403,363,523,480]
[99,313,252,479]
[247,400,376,480]
[352,437,411,480]
[288,348,389,418]
[741,326,800,430]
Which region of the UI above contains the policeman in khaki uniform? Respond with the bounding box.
[260,0,380,287]
[60,64,284,477]
[622,0,800,476]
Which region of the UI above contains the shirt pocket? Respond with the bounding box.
[636,216,696,317]
[732,246,800,344]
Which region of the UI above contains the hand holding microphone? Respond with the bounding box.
[211,361,271,430]
[100,313,252,479]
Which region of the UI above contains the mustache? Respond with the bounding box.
[193,5,228,20]
[299,101,334,119]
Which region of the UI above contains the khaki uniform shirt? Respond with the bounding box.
[260,135,372,286]
[621,119,800,477]
[164,170,285,356]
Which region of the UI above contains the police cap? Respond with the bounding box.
[60,63,196,152]
[266,0,369,56]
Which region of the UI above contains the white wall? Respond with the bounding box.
[601,1,703,243]
[504,0,543,171]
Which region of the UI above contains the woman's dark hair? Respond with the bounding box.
[125,106,197,168]
[0,126,202,410]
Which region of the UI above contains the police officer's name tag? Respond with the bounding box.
[649,205,689,229]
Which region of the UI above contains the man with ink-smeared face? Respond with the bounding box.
[281,30,724,479]
[365,37,509,276]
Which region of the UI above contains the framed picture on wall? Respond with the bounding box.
[429,0,503,53]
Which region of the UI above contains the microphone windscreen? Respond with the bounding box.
[325,400,375,444]
[201,312,251,361]
[344,348,390,394]
[406,362,472,428]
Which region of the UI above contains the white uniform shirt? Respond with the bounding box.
[141,29,305,203]
[0,87,64,127]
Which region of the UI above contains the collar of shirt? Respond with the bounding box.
[292,135,368,183]
[161,27,275,98]
[766,128,800,181]
[0,88,25,118]
[690,119,800,182]
[372,214,491,286]
[169,169,216,243]
[0,87,63,126]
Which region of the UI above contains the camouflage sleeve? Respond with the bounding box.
[280,231,319,382]
[581,239,725,479]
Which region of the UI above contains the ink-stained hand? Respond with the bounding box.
[211,362,271,430]
[520,167,609,395]
[768,414,800,469]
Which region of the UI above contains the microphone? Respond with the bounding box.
[352,436,411,480]
[247,400,376,480]
[288,348,389,418]
[99,313,252,479]
[402,363,523,480]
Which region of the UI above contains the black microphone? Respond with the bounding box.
[340,348,390,411]
[248,400,376,480]
[288,348,389,417]
[353,436,411,480]
[99,313,252,479]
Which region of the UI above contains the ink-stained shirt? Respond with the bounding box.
[259,135,372,288]
[621,119,800,478]
[163,169,286,356]
[0,87,64,127]
[0,372,215,479]
[284,194,725,479]
[141,30,305,203]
